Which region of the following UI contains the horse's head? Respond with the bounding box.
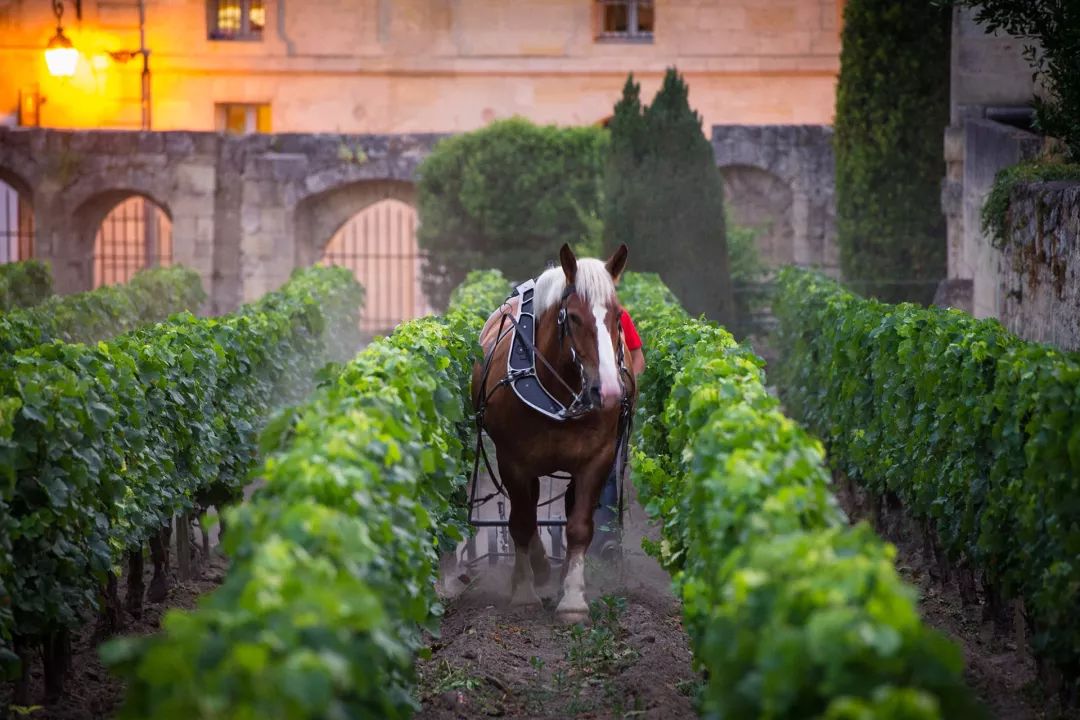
[539,242,629,412]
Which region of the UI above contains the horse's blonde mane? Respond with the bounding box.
[534,258,616,316]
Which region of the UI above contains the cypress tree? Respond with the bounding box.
[834,0,950,303]
[603,69,734,324]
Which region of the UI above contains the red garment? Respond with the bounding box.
[620,309,642,351]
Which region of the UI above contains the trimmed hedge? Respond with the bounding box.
[834,0,950,304]
[620,272,979,719]
[417,117,608,308]
[0,260,52,312]
[103,270,509,719]
[0,267,362,678]
[0,266,206,354]
[774,266,1080,688]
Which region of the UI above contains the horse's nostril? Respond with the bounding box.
[589,386,602,404]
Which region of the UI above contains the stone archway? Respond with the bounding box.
[0,168,35,264]
[72,189,173,291]
[719,164,795,269]
[295,180,429,337]
[711,125,837,273]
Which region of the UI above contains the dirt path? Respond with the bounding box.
[417,481,699,720]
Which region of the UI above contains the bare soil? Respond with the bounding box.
[835,476,1078,720]
[417,482,699,720]
[1,552,229,720]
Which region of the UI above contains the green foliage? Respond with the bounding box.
[834,0,950,304]
[0,260,52,312]
[0,266,361,677]
[958,0,1080,160]
[103,271,506,719]
[619,272,979,719]
[981,159,1080,246]
[416,118,608,308]
[774,267,1080,687]
[0,266,207,353]
[604,71,734,323]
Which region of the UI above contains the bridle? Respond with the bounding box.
[555,284,601,419]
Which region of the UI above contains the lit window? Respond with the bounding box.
[597,0,653,41]
[216,103,272,134]
[208,0,265,41]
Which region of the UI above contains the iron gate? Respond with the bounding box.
[0,181,33,264]
[93,196,172,287]
[320,199,432,338]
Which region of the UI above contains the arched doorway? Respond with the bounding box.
[719,165,795,269]
[320,198,431,338]
[0,175,34,263]
[93,196,173,287]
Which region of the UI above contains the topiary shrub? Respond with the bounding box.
[603,70,734,324]
[834,0,950,304]
[416,118,608,309]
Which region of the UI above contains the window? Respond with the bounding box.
[216,103,272,134]
[597,0,653,41]
[208,0,265,40]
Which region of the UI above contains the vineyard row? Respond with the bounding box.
[1,266,362,696]
[774,267,1080,694]
[619,272,978,719]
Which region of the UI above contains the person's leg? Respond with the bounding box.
[589,461,620,560]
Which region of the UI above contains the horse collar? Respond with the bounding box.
[505,279,589,421]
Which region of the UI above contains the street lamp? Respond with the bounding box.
[44,1,80,78]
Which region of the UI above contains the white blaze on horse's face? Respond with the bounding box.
[592,302,621,408]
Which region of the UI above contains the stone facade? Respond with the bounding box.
[1,0,842,133]
[941,4,1041,315]
[944,118,1044,318]
[996,182,1080,351]
[0,127,444,312]
[712,124,837,273]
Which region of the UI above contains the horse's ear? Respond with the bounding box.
[605,243,628,280]
[559,243,577,285]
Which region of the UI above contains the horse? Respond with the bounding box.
[472,243,635,623]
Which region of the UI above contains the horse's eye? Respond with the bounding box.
[568,313,583,326]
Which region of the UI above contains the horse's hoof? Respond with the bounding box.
[555,607,589,625]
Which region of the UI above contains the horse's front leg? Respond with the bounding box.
[498,460,548,607]
[556,458,609,623]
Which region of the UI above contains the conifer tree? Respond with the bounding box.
[603,69,734,324]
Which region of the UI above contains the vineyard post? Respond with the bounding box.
[175,513,192,582]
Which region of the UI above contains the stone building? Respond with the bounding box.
[940,5,1080,351]
[0,1,844,331]
[2,0,844,132]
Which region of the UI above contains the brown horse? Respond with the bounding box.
[472,243,634,623]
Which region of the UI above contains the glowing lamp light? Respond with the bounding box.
[45,27,78,77]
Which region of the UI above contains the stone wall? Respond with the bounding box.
[941,118,1044,317]
[712,124,837,274]
[0,127,444,312]
[996,182,1080,350]
[1,124,835,317]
